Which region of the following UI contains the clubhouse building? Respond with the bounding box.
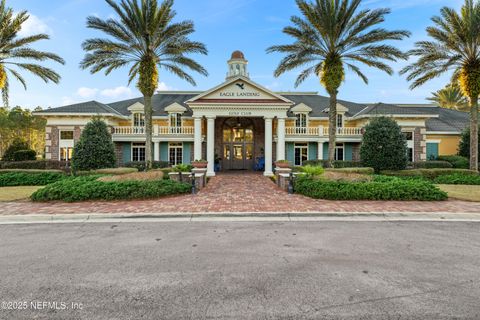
[35,51,469,176]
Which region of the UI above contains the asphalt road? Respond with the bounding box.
[0,221,479,320]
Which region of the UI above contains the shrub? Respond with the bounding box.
[124,161,169,171]
[0,160,68,170]
[301,165,325,177]
[30,176,191,202]
[326,167,375,175]
[322,171,372,182]
[381,168,479,179]
[295,176,447,201]
[12,150,37,161]
[458,126,480,159]
[360,117,408,173]
[2,139,32,161]
[433,173,480,185]
[172,164,193,172]
[411,161,453,169]
[0,171,66,187]
[302,160,363,168]
[437,155,469,169]
[72,119,116,171]
[76,167,138,176]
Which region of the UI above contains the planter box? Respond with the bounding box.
[192,162,208,169]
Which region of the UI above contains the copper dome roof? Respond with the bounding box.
[231,50,245,60]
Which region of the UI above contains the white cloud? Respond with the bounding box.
[18,14,52,37]
[100,86,133,99]
[61,96,77,106]
[156,82,174,91]
[76,87,99,99]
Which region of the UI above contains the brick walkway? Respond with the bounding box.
[1,172,480,215]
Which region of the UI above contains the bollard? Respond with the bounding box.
[191,172,196,194]
[288,172,294,194]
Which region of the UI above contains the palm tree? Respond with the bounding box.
[0,0,65,107]
[267,0,410,165]
[401,0,480,171]
[428,84,469,112]
[81,0,208,169]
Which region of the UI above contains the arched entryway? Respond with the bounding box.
[222,117,255,170]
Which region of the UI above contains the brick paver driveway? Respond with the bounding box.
[1,172,480,215]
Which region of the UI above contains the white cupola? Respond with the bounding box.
[226,50,249,80]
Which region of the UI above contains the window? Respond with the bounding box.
[335,143,344,161]
[169,142,183,166]
[403,131,415,162]
[294,143,308,166]
[132,143,146,162]
[295,113,308,134]
[337,114,344,128]
[60,147,73,161]
[133,113,145,127]
[60,131,74,140]
[169,113,182,134]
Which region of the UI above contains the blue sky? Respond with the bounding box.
[9,0,463,109]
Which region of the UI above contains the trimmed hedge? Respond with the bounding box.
[30,176,191,202]
[125,161,170,171]
[295,176,447,201]
[437,155,469,169]
[13,150,37,161]
[302,160,364,168]
[0,171,66,187]
[381,168,479,179]
[411,161,453,169]
[0,160,68,170]
[433,173,480,185]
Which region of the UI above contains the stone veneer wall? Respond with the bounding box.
[45,125,83,161]
[414,127,427,161]
[114,143,124,166]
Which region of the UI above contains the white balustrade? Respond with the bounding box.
[113,126,194,136]
[286,126,363,136]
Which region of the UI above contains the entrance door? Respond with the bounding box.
[222,118,254,171]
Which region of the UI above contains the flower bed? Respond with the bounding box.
[31,176,191,202]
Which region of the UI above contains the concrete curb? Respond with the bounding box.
[1,212,480,224]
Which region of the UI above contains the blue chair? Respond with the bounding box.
[254,157,265,171]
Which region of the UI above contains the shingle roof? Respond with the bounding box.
[37,92,470,133]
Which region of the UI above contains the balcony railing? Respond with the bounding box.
[286,126,363,136]
[113,126,194,136]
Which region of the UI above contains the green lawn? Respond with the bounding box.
[0,186,43,202]
[436,185,480,202]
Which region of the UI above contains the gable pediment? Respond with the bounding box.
[187,77,293,104]
[291,103,312,113]
[165,102,187,113]
[127,102,145,112]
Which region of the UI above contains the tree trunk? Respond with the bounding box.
[327,90,338,167]
[144,95,153,170]
[469,96,479,171]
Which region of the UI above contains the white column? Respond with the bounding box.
[318,141,324,160]
[194,117,203,161]
[264,117,274,176]
[154,141,160,161]
[206,116,216,177]
[276,117,286,161]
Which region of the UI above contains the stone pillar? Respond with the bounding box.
[154,141,160,161]
[264,117,274,176]
[318,141,324,160]
[276,117,286,161]
[207,117,216,177]
[194,117,203,161]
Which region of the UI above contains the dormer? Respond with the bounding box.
[291,103,312,129]
[128,102,145,127]
[165,102,187,128]
[323,103,349,127]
